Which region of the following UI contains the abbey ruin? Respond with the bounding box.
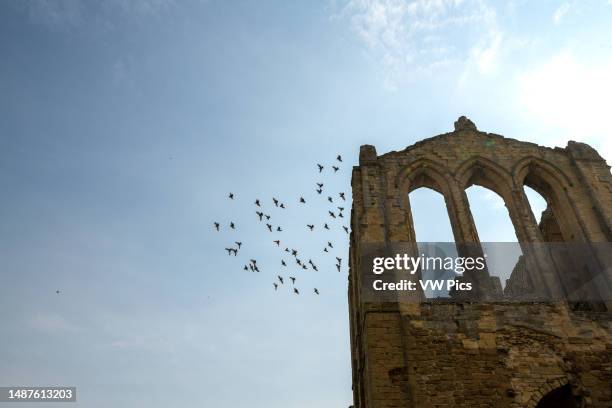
[348,117,612,407]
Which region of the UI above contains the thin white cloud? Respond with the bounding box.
[29,313,79,333]
[553,2,571,24]
[337,0,503,88]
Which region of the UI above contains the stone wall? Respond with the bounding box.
[348,117,612,407]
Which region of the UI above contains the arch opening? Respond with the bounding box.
[466,185,523,291]
[535,384,578,408]
[408,187,458,298]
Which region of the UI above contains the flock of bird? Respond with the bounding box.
[213,155,348,296]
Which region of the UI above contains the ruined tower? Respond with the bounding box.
[348,117,612,407]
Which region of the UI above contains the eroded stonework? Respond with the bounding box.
[348,117,612,407]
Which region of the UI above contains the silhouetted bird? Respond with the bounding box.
[56,290,61,294]
[254,265,260,272]
[339,192,346,200]
[290,276,296,284]
[256,211,264,221]
[255,199,261,207]
[336,257,342,264]
[316,188,322,194]
[250,259,257,265]
[265,214,271,220]
[276,226,282,232]
[328,196,333,203]
[336,155,342,162]
[314,288,320,295]
[243,265,249,271]
[230,222,235,229]
[337,206,344,212]
[343,226,349,233]
[281,260,287,266]
[273,240,280,246]
[280,203,285,209]
[291,249,298,256]
[296,259,302,266]
[336,263,341,272]
[332,166,339,172]
[273,198,279,207]
[307,224,314,231]
[249,264,255,272]
[266,224,273,232]
[214,222,220,231]
[278,276,284,284]
[229,192,234,199]
[324,223,330,230]
[300,197,306,204]
[317,182,324,188]
[312,265,318,271]
[317,164,324,172]
[327,242,333,248]
[338,212,344,218]
[284,247,290,253]
[323,247,329,253]
[274,283,278,290]
[302,264,307,270]
[235,242,242,249]
[329,211,336,218]
[293,288,300,295]
[225,248,233,255]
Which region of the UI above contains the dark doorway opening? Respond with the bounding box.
[535,384,578,408]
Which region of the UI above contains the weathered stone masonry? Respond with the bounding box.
[348,117,612,408]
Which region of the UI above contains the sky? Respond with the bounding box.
[1,1,612,407]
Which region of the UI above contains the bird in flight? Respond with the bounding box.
[323,247,329,253]
[291,249,298,257]
[256,211,263,221]
[337,206,344,212]
[329,211,336,218]
[243,265,248,271]
[307,224,314,231]
[316,188,322,194]
[317,164,324,172]
[273,198,279,207]
[332,166,339,172]
[230,222,235,229]
[235,241,242,249]
[56,290,61,294]
[317,182,324,188]
[225,248,236,256]
[266,223,273,232]
[290,276,296,284]
[281,260,286,267]
[328,196,333,203]
[336,257,342,264]
[273,240,280,246]
[336,263,341,272]
[339,192,346,201]
[265,214,271,220]
[293,288,300,295]
[276,226,282,232]
[343,226,349,233]
[273,283,278,291]
[278,276,284,284]
[214,222,220,231]
[312,265,319,271]
[229,192,234,199]
[314,288,320,295]
[336,155,342,162]
[279,203,285,209]
[327,241,333,248]
[324,223,329,230]
[299,197,306,204]
[338,212,344,218]
[255,199,261,207]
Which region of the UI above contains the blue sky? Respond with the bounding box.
[1,1,611,407]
